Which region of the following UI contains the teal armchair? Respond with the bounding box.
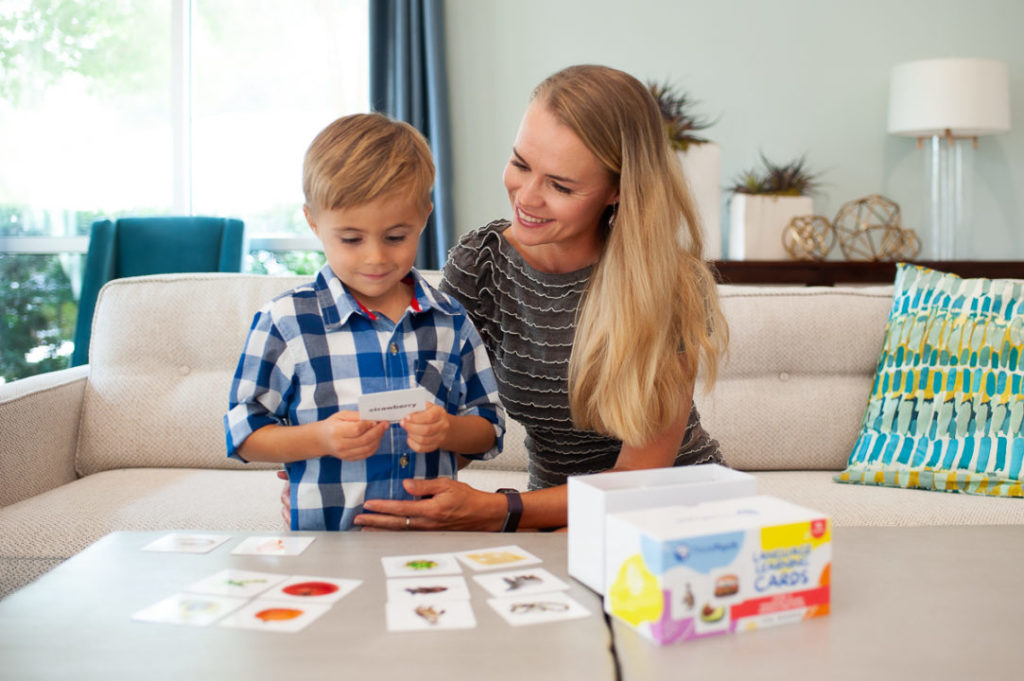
[70,216,245,367]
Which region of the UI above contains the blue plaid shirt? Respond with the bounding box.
[224,265,504,531]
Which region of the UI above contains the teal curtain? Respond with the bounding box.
[370,0,454,269]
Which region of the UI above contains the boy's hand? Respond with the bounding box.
[400,403,450,452]
[320,411,388,461]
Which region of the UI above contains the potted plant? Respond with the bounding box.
[648,81,722,258]
[726,153,823,260]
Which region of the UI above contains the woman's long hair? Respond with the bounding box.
[535,64,728,447]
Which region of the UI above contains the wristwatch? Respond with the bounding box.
[496,488,523,533]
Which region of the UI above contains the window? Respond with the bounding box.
[0,0,368,382]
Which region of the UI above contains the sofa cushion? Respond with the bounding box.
[698,284,894,471]
[837,264,1024,497]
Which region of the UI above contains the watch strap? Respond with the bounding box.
[496,488,523,533]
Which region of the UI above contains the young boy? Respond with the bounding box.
[224,113,504,530]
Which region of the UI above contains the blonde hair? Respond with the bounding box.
[535,64,729,447]
[302,112,435,213]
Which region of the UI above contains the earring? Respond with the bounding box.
[607,203,618,229]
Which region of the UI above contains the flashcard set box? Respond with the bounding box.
[567,464,832,646]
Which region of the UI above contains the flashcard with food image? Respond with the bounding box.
[381,552,462,578]
[486,590,591,627]
[264,576,363,604]
[385,600,477,632]
[386,575,471,602]
[230,535,315,556]
[132,593,247,627]
[142,533,232,554]
[472,567,570,598]
[185,569,288,598]
[454,544,542,571]
[218,599,332,633]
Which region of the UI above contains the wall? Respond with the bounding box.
[444,0,1024,260]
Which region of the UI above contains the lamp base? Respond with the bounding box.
[923,133,974,260]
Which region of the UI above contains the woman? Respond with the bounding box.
[296,64,728,531]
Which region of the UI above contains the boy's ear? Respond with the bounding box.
[303,205,319,235]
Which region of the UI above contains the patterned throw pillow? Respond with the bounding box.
[836,263,1024,497]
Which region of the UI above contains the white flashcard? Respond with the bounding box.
[486,590,591,627]
[381,552,462,578]
[386,575,471,603]
[471,567,570,599]
[142,533,232,554]
[385,599,476,632]
[218,598,332,633]
[184,569,289,598]
[453,544,543,571]
[230,535,315,556]
[132,592,247,627]
[264,576,363,604]
[358,387,428,422]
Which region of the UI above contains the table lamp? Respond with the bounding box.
[887,57,1010,260]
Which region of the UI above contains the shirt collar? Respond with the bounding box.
[314,265,459,329]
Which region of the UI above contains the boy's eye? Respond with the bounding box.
[386,234,407,243]
[340,237,361,245]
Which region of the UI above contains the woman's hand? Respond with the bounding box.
[355,478,506,532]
[400,403,450,453]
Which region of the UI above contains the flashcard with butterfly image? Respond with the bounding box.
[471,567,569,599]
[385,599,476,632]
[218,599,332,633]
[386,575,471,603]
[486,590,591,627]
[380,552,462,578]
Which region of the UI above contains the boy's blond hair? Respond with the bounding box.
[303,112,435,214]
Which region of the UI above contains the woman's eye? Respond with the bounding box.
[552,182,572,195]
[510,159,528,171]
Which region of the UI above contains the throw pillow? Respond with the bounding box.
[836,263,1024,497]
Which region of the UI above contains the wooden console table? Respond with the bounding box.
[710,260,1024,286]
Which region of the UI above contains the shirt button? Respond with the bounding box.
[399,455,409,467]
[389,342,398,355]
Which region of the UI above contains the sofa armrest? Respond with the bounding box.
[0,365,89,506]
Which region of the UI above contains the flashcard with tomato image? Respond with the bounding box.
[263,576,362,604]
[230,535,315,556]
[185,569,288,598]
[453,545,542,571]
[218,599,332,633]
[142,533,232,554]
[132,593,247,627]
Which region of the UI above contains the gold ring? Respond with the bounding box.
[405,517,411,530]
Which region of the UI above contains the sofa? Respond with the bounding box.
[4,271,1023,599]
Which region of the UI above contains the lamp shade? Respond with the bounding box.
[888,57,1010,137]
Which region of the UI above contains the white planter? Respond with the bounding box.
[677,144,722,259]
[727,194,813,260]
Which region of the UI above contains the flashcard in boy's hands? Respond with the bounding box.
[265,576,362,604]
[454,545,543,571]
[386,575,471,602]
[357,387,429,422]
[132,593,247,627]
[231,535,315,556]
[472,567,570,598]
[218,599,332,633]
[486,590,591,627]
[381,552,462,578]
[386,600,477,632]
[142,533,232,554]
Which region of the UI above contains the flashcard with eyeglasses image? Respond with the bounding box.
[132,593,248,627]
[264,576,363,605]
[486,590,591,627]
[142,533,232,554]
[454,544,542,571]
[218,599,332,633]
[385,599,477,632]
[381,552,462,578]
[471,567,569,599]
[184,569,288,598]
[386,575,471,603]
[230,535,315,556]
